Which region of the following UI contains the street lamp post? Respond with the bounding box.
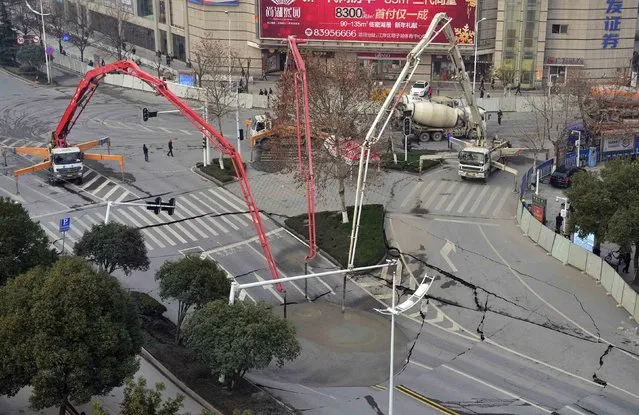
[25,0,51,84]
[548,74,558,97]
[374,266,433,415]
[473,17,487,94]
[571,130,582,167]
[225,10,242,160]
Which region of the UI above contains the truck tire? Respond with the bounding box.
[260,138,271,151]
[419,132,431,142]
[432,131,444,142]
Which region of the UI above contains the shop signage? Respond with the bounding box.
[545,56,584,66]
[602,136,634,152]
[602,0,622,49]
[531,194,546,224]
[260,0,475,44]
[357,52,406,61]
[188,0,238,4]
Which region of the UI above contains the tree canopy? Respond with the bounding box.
[73,222,149,275]
[0,256,142,413]
[93,377,185,415]
[184,300,301,389]
[566,159,639,280]
[0,197,57,285]
[156,256,231,344]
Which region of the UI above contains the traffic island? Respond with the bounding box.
[381,151,441,173]
[285,204,386,267]
[195,158,246,186]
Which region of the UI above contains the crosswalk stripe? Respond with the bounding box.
[81,172,100,189]
[469,186,490,214]
[116,209,166,249]
[179,129,192,135]
[418,181,436,202]
[3,139,21,147]
[50,221,77,243]
[158,127,172,133]
[400,181,424,208]
[456,186,478,213]
[423,181,447,208]
[112,120,132,130]
[188,193,237,231]
[102,184,122,200]
[206,189,252,223]
[433,181,457,210]
[73,217,93,232]
[126,208,176,246]
[445,183,467,212]
[138,124,154,132]
[480,187,502,215]
[201,191,248,228]
[169,220,198,242]
[115,190,130,203]
[171,206,211,239]
[92,179,111,195]
[492,189,512,216]
[177,198,220,236]
[82,213,101,226]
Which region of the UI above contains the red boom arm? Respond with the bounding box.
[286,36,317,261]
[54,60,282,289]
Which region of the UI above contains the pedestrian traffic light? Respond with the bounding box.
[403,117,412,136]
[143,108,148,122]
[239,128,244,141]
[161,198,176,216]
[146,197,162,214]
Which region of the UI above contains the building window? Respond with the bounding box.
[551,24,568,34]
[137,0,153,18]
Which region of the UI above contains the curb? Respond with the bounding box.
[139,348,224,415]
[192,165,230,187]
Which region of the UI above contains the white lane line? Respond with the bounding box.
[175,198,219,236]
[564,405,589,415]
[138,124,154,132]
[171,204,213,239]
[491,189,512,217]
[157,127,172,133]
[468,185,490,214]
[298,385,337,400]
[190,193,239,231]
[445,183,467,212]
[417,181,437,204]
[238,289,257,303]
[115,190,130,203]
[254,273,284,303]
[400,181,424,208]
[170,220,198,242]
[112,120,132,130]
[81,173,100,189]
[116,209,166,249]
[206,189,251,225]
[92,179,111,195]
[179,129,193,135]
[433,181,457,210]
[202,228,285,255]
[102,184,122,200]
[480,187,502,215]
[248,244,307,297]
[456,185,478,213]
[202,190,247,228]
[433,218,500,227]
[73,217,93,232]
[409,360,434,371]
[423,181,447,208]
[126,208,176,246]
[442,364,552,413]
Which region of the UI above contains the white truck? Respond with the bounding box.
[48,146,85,184]
[457,139,520,182]
[398,95,486,142]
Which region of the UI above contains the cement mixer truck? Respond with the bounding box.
[396,95,486,142]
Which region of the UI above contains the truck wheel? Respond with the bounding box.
[260,138,271,151]
[432,132,444,142]
[419,132,430,142]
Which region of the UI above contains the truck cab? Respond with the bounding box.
[458,147,491,181]
[49,146,84,184]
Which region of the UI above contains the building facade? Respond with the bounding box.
[72,0,639,88]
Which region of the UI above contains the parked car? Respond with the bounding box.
[410,80,430,98]
[549,166,585,188]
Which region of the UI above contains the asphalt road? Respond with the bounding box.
[2,67,639,415]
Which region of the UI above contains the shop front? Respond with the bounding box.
[357,52,406,80]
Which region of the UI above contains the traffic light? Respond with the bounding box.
[403,117,412,136]
[239,128,244,141]
[202,137,206,148]
[143,108,148,122]
[161,198,176,216]
[146,197,162,214]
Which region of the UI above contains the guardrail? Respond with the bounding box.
[516,178,638,323]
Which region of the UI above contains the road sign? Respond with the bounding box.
[59,217,71,233]
[32,35,40,43]
[46,47,54,56]
[16,36,24,45]
[61,33,70,42]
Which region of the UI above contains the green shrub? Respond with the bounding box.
[380,151,440,173]
[200,158,244,183]
[130,291,167,318]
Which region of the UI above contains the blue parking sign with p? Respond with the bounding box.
[59,217,71,233]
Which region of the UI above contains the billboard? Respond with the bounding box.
[259,0,476,44]
[188,0,238,5]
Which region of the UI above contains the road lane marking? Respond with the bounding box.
[441,365,552,413]
[254,273,284,303]
[444,182,466,212]
[202,228,286,255]
[480,187,501,215]
[126,208,176,246]
[112,120,132,130]
[112,209,166,249]
[189,193,240,231]
[92,178,111,194]
[157,127,173,133]
[418,181,436,203]
[439,240,458,272]
[50,221,77,243]
[468,185,490,214]
[564,405,589,415]
[102,184,122,200]
[248,244,308,297]
[298,385,337,400]
[206,189,251,225]
[456,185,477,213]
[492,189,511,216]
[175,198,220,236]
[168,221,196,242]
[172,202,215,238]
[409,360,434,371]
[433,218,499,227]
[179,129,192,135]
[433,181,457,210]
[115,190,130,202]
[183,194,232,233]
[400,181,424,208]
[80,173,100,189]
[423,181,447,208]
[395,384,460,415]
[370,384,386,391]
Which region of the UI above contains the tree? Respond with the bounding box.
[93,377,184,415]
[15,43,45,70]
[567,160,639,280]
[0,197,57,285]
[492,63,516,92]
[0,256,142,414]
[73,222,149,275]
[274,55,379,223]
[97,0,133,60]
[67,1,92,62]
[155,256,231,344]
[0,0,17,65]
[45,0,66,53]
[184,300,301,389]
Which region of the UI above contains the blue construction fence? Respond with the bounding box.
[564,147,597,168]
[520,158,554,198]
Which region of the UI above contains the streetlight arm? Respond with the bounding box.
[24,1,49,16]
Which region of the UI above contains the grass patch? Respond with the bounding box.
[134,293,292,415]
[199,158,244,183]
[380,151,440,173]
[285,204,386,268]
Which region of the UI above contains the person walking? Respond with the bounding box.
[622,251,631,273]
[515,82,522,95]
[497,109,503,125]
[143,144,149,162]
[167,139,174,157]
[555,213,563,234]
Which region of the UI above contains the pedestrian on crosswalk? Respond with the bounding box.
[143,144,149,162]
[167,139,174,157]
[497,109,503,125]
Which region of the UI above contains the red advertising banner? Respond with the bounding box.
[259,0,476,44]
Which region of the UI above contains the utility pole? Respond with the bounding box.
[25,0,51,84]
